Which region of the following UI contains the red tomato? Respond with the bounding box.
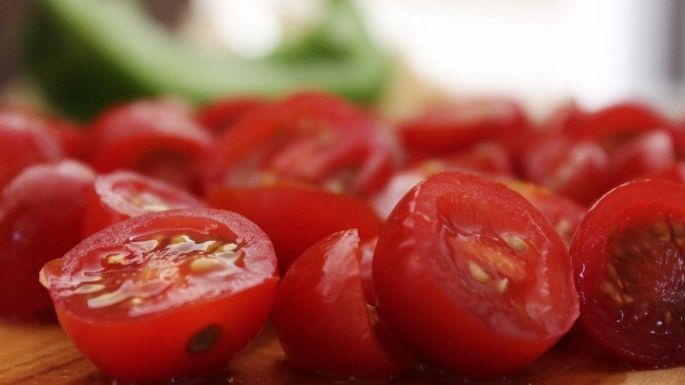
[570,180,685,367]
[0,160,95,319]
[195,96,267,135]
[200,92,395,197]
[504,180,586,244]
[652,161,685,184]
[87,99,211,192]
[273,229,409,380]
[609,130,676,185]
[372,172,578,378]
[397,98,528,162]
[522,134,611,205]
[83,171,206,236]
[40,208,278,383]
[543,101,587,135]
[0,108,63,189]
[205,182,383,272]
[580,102,671,150]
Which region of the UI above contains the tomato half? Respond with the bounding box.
[273,229,409,380]
[570,180,685,367]
[200,92,395,197]
[0,108,63,189]
[372,172,578,378]
[83,171,206,236]
[87,99,211,192]
[397,98,528,162]
[40,208,278,383]
[195,96,267,135]
[206,182,383,272]
[0,160,95,319]
[608,130,676,185]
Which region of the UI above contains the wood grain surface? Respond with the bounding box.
[1,321,684,385]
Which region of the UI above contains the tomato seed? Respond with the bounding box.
[187,324,222,353]
[502,234,528,253]
[468,260,492,284]
[74,284,105,294]
[190,257,222,274]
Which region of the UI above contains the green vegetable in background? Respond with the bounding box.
[23,0,391,120]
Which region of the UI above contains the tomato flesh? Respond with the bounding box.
[273,229,409,380]
[83,171,205,236]
[0,160,95,319]
[571,180,685,366]
[41,208,278,383]
[372,172,578,378]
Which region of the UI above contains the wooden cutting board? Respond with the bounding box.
[1,321,684,385]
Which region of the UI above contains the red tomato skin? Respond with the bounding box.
[56,281,276,383]
[0,108,63,189]
[273,229,409,380]
[83,171,206,236]
[372,172,578,378]
[205,183,383,273]
[570,180,685,367]
[0,160,95,318]
[652,161,685,184]
[608,130,676,185]
[43,208,278,382]
[195,96,267,134]
[87,99,210,192]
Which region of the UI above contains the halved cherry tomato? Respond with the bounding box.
[373,172,578,378]
[200,92,395,197]
[0,108,63,189]
[579,102,671,150]
[0,160,95,319]
[195,96,267,135]
[397,98,528,162]
[570,180,685,367]
[87,99,211,192]
[83,171,206,236]
[543,101,587,136]
[40,208,278,383]
[522,134,611,205]
[273,229,409,380]
[206,182,383,272]
[609,130,676,185]
[652,161,685,184]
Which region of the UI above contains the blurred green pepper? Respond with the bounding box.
[23,0,391,119]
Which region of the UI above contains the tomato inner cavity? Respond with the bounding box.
[601,216,685,359]
[52,231,246,320]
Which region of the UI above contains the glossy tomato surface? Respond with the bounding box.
[0,108,63,189]
[608,130,676,185]
[0,160,95,318]
[83,171,205,236]
[200,92,394,196]
[41,208,278,383]
[273,229,409,380]
[570,180,685,367]
[206,182,383,272]
[87,99,211,192]
[373,172,579,378]
[195,96,267,135]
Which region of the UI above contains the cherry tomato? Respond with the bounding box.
[273,229,409,380]
[543,101,587,136]
[373,172,578,378]
[570,180,685,367]
[522,134,611,205]
[83,171,206,236]
[40,208,278,383]
[397,99,528,162]
[504,180,586,244]
[652,161,685,184]
[0,160,95,319]
[580,102,671,150]
[87,99,211,192]
[0,108,63,189]
[609,130,676,185]
[195,96,267,135]
[206,182,383,272]
[200,92,395,197]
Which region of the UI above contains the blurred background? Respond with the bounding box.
[1,0,684,116]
